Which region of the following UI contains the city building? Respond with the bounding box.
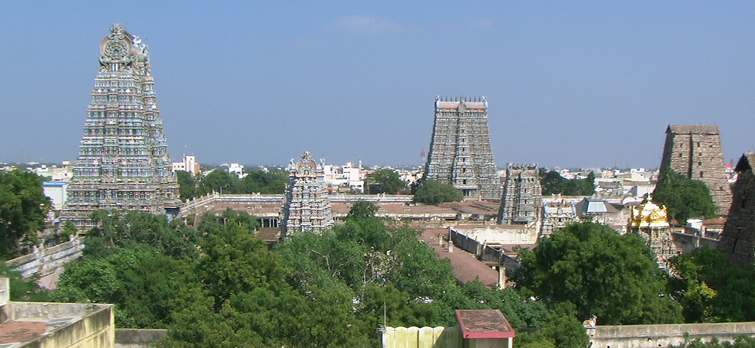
[42,181,68,210]
[172,155,200,175]
[62,24,179,228]
[280,151,334,237]
[498,164,542,231]
[659,125,732,215]
[0,277,115,348]
[423,96,502,200]
[718,153,755,266]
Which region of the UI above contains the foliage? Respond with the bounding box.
[514,221,682,325]
[367,168,406,194]
[241,168,288,194]
[57,220,77,243]
[539,170,595,196]
[84,210,200,259]
[653,167,718,223]
[0,262,50,302]
[412,179,462,205]
[669,247,755,323]
[175,170,196,201]
[0,170,51,258]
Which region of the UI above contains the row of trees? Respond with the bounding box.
[35,203,589,347]
[176,168,289,201]
[0,170,50,259]
[539,170,596,196]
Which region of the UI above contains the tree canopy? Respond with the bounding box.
[0,170,51,259]
[412,179,463,205]
[176,168,289,201]
[367,168,406,194]
[539,170,595,196]
[653,167,718,223]
[514,221,683,325]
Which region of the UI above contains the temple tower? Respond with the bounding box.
[498,164,542,232]
[63,24,179,228]
[629,196,678,269]
[280,151,334,238]
[659,125,732,215]
[718,153,755,266]
[423,96,502,200]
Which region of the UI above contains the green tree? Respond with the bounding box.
[175,170,197,201]
[669,247,755,323]
[412,179,462,205]
[0,170,51,258]
[540,170,595,196]
[198,169,240,195]
[368,168,406,194]
[653,167,718,223]
[514,221,682,325]
[241,168,288,194]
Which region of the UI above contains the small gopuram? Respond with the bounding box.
[498,164,542,231]
[423,96,502,200]
[718,153,755,266]
[63,24,179,228]
[659,125,732,215]
[280,151,334,238]
[629,195,677,269]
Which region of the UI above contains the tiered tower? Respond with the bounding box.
[718,153,755,266]
[498,164,542,229]
[280,151,334,237]
[423,96,502,200]
[629,196,677,269]
[63,24,179,227]
[659,125,732,215]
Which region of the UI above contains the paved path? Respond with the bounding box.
[418,227,500,288]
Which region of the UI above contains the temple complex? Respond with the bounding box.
[423,96,502,200]
[63,24,179,228]
[629,196,677,269]
[280,151,334,237]
[498,164,542,233]
[718,153,755,266]
[659,125,732,215]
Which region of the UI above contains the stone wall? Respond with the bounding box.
[589,322,755,348]
[5,238,84,279]
[115,329,168,348]
[672,232,719,254]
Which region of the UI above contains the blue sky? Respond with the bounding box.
[1,1,754,168]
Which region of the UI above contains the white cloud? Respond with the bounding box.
[330,15,401,34]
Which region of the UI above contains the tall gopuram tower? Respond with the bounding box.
[280,151,334,238]
[498,164,542,231]
[629,196,677,270]
[63,24,179,228]
[659,125,732,215]
[718,153,755,266]
[423,96,502,200]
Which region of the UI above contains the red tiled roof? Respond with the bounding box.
[455,309,515,339]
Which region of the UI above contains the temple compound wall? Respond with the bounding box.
[659,124,732,215]
[718,153,755,266]
[423,96,502,200]
[588,322,755,348]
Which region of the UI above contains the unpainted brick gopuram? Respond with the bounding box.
[659,124,732,215]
